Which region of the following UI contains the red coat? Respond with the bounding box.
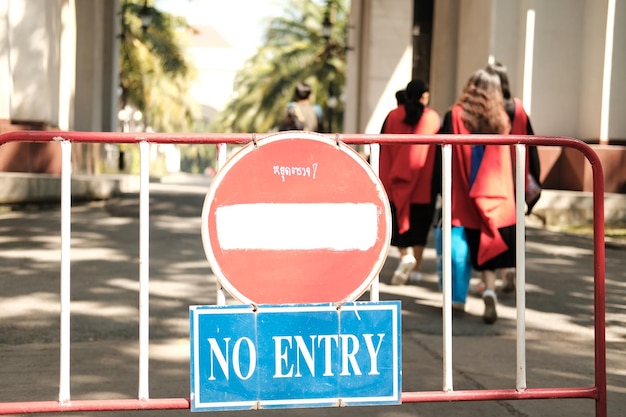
[510,97,529,135]
[448,105,516,265]
[379,106,440,234]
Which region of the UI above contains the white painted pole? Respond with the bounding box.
[369,143,381,302]
[138,140,150,400]
[58,138,72,404]
[442,144,453,391]
[216,143,228,306]
[515,144,527,391]
[522,9,536,117]
[217,143,227,169]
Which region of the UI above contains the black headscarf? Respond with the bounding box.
[403,80,428,126]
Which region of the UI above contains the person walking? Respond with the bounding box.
[379,80,440,285]
[438,68,515,324]
[278,82,322,132]
[486,61,542,294]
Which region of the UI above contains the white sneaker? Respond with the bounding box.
[482,289,498,324]
[391,254,417,285]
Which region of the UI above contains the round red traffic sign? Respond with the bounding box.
[201,131,391,305]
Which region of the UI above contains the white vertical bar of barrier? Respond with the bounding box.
[216,143,227,306]
[58,138,71,403]
[515,144,527,390]
[441,144,453,391]
[217,143,227,168]
[369,143,381,302]
[138,140,150,400]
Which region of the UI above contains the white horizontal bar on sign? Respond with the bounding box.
[215,203,379,251]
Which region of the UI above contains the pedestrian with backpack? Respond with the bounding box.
[279,82,322,132]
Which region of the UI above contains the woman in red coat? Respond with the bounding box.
[438,69,514,324]
[379,80,441,285]
[487,62,542,294]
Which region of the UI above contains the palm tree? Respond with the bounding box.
[119,0,198,132]
[211,0,348,133]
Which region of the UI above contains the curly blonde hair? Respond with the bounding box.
[457,69,509,134]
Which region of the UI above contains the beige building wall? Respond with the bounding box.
[429,0,458,118]
[74,0,105,132]
[454,0,492,93]
[528,0,584,138]
[0,1,9,120]
[0,0,76,129]
[578,0,606,140]
[347,0,626,142]
[1,0,117,133]
[344,0,414,134]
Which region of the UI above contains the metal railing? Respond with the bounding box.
[0,131,606,416]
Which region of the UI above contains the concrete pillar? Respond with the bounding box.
[430,0,459,116]
[74,0,104,132]
[343,0,364,134]
[0,1,10,120]
[0,0,76,129]
[345,0,413,134]
[455,0,492,89]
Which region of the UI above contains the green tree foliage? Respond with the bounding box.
[211,0,348,133]
[178,143,216,174]
[119,0,198,132]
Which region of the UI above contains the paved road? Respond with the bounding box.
[0,175,624,417]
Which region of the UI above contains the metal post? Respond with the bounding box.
[515,144,527,391]
[216,143,228,306]
[369,143,381,302]
[441,144,453,391]
[58,138,72,404]
[138,140,150,400]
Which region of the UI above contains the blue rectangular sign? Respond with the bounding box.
[189,301,401,411]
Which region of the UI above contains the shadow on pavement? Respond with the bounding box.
[0,185,624,417]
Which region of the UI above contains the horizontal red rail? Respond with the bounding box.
[402,386,599,402]
[0,386,599,415]
[0,129,606,149]
[0,399,190,414]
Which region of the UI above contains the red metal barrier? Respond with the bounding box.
[0,131,606,416]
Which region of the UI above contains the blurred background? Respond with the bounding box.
[0,0,625,193]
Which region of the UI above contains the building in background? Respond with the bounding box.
[345,0,625,142]
[0,0,118,173]
[1,0,625,191]
[344,0,626,191]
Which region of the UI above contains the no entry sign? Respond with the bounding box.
[201,131,391,304]
[190,302,402,411]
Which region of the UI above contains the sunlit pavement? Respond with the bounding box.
[0,174,624,417]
